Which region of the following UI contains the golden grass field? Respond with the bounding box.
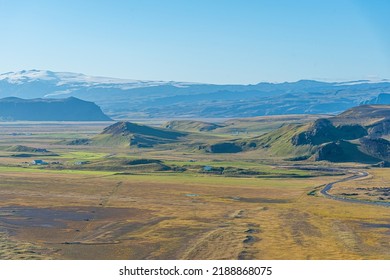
[0,122,389,260]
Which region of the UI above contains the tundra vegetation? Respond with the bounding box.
[0,106,389,259]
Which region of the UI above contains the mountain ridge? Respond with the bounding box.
[0,96,111,121]
[227,105,390,163]
[193,105,389,164]
[1,70,390,119]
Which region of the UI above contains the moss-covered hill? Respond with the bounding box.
[92,121,187,148]
[206,105,390,164]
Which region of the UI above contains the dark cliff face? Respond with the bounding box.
[292,119,336,145]
[291,119,367,146]
[313,141,345,161]
[367,120,390,138]
[206,142,243,153]
[0,97,111,121]
[313,140,379,163]
[359,137,390,161]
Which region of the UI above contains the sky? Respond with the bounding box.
[0,0,389,84]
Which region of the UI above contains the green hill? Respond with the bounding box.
[243,123,315,157]
[92,121,187,148]
[163,120,222,132]
[205,105,390,164]
[6,145,49,153]
[5,145,59,158]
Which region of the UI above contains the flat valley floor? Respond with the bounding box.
[0,122,389,259]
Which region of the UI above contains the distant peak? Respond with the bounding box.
[0,96,23,101]
[0,69,197,90]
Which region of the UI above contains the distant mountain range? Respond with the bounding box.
[1,70,390,118]
[0,97,111,121]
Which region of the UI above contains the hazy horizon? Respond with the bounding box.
[1,68,389,86]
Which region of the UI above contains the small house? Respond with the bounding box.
[31,159,48,165]
[75,161,89,165]
[203,166,213,172]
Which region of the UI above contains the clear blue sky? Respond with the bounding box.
[0,0,389,84]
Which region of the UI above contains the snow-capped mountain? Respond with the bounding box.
[0,69,194,95]
[1,70,390,119]
[0,69,137,85]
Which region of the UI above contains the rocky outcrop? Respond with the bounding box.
[292,119,367,146]
[359,137,390,161]
[367,120,390,138]
[206,142,243,153]
[313,140,378,163]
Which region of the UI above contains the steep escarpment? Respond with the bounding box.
[359,137,390,161]
[291,119,367,146]
[0,97,111,121]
